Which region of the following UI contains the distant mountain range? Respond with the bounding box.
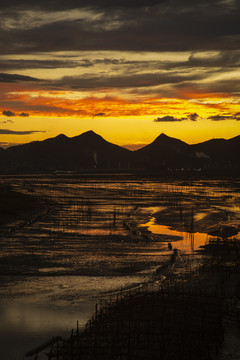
[0,130,240,175]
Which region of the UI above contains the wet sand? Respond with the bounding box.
[1,176,240,359]
[47,244,240,360]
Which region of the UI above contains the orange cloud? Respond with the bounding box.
[0,87,239,121]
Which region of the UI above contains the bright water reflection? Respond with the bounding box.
[0,275,144,360]
[141,218,210,253]
[1,176,240,359]
[0,300,94,360]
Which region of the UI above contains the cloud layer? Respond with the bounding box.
[0,129,45,135]
[154,113,200,122]
[2,110,29,117]
[0,0,239,141]
[1,1,239,53]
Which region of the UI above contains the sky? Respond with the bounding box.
[0,0,240,149]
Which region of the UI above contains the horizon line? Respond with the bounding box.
[1,130,239,151]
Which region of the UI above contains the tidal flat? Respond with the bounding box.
[1,175,240,359]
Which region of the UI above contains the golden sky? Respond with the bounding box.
[0,2,240,148]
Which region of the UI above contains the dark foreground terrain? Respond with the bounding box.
[0,183,40,228]
[30,240,240,360]
[1,175,240,359]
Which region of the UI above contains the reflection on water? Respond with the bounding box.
[194,212,207,221]
[1,176,240,359]
[0,299,94,360]
[141,218,210,253]
[0,275,144,360]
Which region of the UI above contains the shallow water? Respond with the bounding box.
[0,299,92,360]
[0,275,145,360]
[1,176,240,359]
[140,218,210,253]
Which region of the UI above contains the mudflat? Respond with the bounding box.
[1,175,240,359]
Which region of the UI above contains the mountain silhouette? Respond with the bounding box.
[1,131,131,172]
[69,131,131,169]
[191,136,240,170]
[228,134,240,144]
[134,133,190,170]
[0,131,239,174]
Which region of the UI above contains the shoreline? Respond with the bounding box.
[31,241,240,360]
[1,176,240,359]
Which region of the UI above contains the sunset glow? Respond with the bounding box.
[1,1,240,148]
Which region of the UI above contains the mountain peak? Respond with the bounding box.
[82,130,97,136]
[156,133,171,140]
[154,133,187,145]
[76,130,101,139]
[2,130,240,174]
[135,132,188,157]
[43,133,69,144]
[56,133,68,139]
[72,130,105,144]
[228,134,240,142]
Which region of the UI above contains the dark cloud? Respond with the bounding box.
[154,113,200,122]
[1,52,239,73]
[154,115,187,122]
[0,129,46,135]
[186,51,240,68]
[52,72,205,90]
[0,0,239,114]
[0,58,159,71]
[187,113,199,121]
[0,73,41,82]
[172,77,240,97]
[0,141,21,148]
[208,115,231,121]
[159,51,240,71]
[0,1,239,54]
[0,58,149,72]
[2,110,30,117]
[1,54,238,99]
[0,100,79,115]
[208,113,240,121]
[2,110,16,117]
[0,60,81,70]
[0,0,165,11]
[92,112,106,118]
[1,119,14,124]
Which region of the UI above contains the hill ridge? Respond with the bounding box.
[0,131,239,174]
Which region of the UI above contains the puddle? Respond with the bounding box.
[0,299,94,360]
[0,275,144,359]
[2,176,240,359]
[39,267,71,273]
[194,212,207,221]
[140,218,210,253]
